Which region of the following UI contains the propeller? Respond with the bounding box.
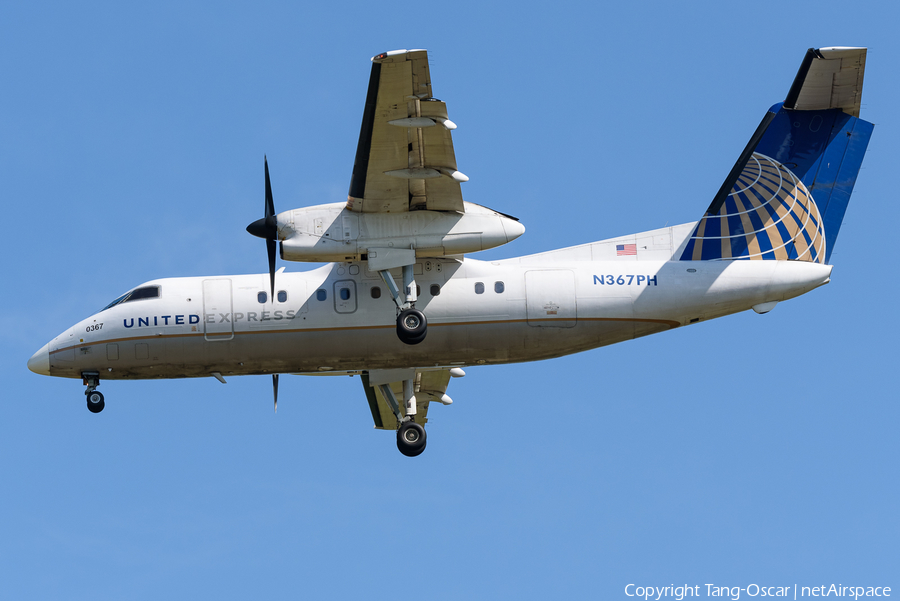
[246,156,278,298]
[247,158,281,413]
[273,374,279,413]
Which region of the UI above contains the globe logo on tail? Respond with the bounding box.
[681,153,825,263]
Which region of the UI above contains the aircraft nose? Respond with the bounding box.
[27,342,50,376]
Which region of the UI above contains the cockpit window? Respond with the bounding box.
[102,286,161,311]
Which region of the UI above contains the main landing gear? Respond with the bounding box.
[377,378,427,457]
[83,372,105,413]
[377,264,428,345]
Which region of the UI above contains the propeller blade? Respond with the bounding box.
[264,156,274,219]
[273,373,279,413]
[247,156,279,297]
[246,158,278,240]
[267,238,277,298]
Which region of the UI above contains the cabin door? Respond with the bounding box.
[525,270,577,327]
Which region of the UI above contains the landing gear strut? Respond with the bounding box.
[83,372,105,413]
[378,264,427,345]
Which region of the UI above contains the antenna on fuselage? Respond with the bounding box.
[273,374,279,413]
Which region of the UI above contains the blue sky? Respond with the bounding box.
[2,1,898,598]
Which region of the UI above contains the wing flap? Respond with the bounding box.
[419,100,464,211]
[361,368,452,430]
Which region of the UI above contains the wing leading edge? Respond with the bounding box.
[347,50,467,214]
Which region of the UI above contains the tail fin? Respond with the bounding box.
[681,47,874,263]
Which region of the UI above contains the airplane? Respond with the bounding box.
[27,47,873,457]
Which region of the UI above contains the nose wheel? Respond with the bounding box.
[87,390,105,413]
[83,372,105,413]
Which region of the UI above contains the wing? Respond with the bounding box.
[360,368,453,430]
[347,49,467,214]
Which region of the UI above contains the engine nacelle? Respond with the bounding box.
[279,202,524,263]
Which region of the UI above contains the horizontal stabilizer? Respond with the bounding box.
[785,47,866,117]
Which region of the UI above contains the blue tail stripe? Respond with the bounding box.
[787,243,799,260]
[730,235,749,258]
[756,229,774,256]
[703,213,721,239]
[682,235,697,260]
[700,235,720,260]
[742,196,769,234]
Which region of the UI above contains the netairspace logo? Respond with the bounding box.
[624,584,891,600]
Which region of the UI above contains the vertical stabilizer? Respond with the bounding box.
[681,47,873,264]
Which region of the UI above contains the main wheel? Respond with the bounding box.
[397,421,427,457]
[397,308,427,345]
[86,391,105,413]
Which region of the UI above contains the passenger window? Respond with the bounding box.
[340,288,351,301]
[277,290,287,303]
[316,289,327,301]
[371,286,381,299]
[495,281,505,294]
[430,284,440,296]
[258,291,267,304]
[475,282,484,294]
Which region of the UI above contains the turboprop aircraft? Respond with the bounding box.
[27,47,873,456]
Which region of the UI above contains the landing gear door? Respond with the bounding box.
[203,279,234,340]
[525,270,577,327]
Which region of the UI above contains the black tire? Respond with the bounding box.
[405,330,427,345]
[397,421,427,457]
[397,308,427,345]
[86,391,105,413]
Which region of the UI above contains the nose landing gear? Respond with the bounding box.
[83,372,105,413]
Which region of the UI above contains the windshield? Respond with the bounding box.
[101,286,160,312]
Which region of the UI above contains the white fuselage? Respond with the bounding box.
[36,256,832,380]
